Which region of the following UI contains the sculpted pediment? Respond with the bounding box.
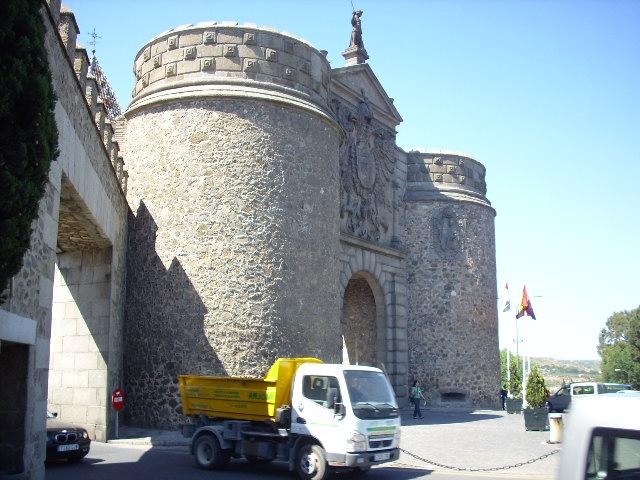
[331,63,402,129]
[330,64,402,248]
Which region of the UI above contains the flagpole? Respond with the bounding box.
[502,283,512,396]
[521,318,527,408]
[506,343,511,396]
[515,316,519,359]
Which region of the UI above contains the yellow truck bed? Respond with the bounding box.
[179,357,322,422]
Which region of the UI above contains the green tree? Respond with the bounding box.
[499,348,509,387]
[525,365,547,409]
[628,309,640,390]
[509,356,523,396]
[0,0,59,297]
[598,307,640,389]
[500,349,523,394]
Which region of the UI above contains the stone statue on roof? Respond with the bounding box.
[350,10,365,50]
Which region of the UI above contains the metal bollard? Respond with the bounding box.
[548,413,563,443]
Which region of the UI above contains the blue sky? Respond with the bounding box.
[65,0,640,360]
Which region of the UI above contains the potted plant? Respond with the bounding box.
[523,366,549,431]
[505,361,523,414]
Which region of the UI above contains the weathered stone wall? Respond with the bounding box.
[44,0,129,439]
[404,151,500,408]
[123,95,341,427]
[0,4,128,477]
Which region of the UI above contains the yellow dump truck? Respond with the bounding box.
[179,358,401,480]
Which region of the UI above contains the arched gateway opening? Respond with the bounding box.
[341,272,386,367]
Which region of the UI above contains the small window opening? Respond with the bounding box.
[441,392,467,402]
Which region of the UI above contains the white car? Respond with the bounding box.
[557,394,640,479]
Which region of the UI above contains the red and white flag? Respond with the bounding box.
[502,283,511,312]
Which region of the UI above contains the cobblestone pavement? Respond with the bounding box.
[397,409,559,478]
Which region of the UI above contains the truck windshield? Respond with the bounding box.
[344,370,398,419]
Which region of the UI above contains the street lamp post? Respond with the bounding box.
[614,368,630,384]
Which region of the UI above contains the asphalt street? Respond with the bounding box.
[45,442,551,480]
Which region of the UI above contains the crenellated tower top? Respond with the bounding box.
[127,22,333,120]
[404,150,493,211]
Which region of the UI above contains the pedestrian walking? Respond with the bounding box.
[500,386,507,410]
[410,380,426,419]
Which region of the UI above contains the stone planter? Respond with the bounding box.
[505,398,523,414]
[524,407,550,431]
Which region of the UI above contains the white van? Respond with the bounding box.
[557,394,640,479]
[547,382,631,413]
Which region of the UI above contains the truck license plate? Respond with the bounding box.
[374,452,390,461]
[57,444,79,452]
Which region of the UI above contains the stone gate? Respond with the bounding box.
[1,5,499,478]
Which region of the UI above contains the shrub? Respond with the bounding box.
[526,365,547,409]
[0,0,59,297]
[509,360,522,396]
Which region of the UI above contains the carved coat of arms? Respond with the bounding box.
[433,206,462,258]
[332,97,397,243]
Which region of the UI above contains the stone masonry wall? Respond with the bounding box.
[131,23,331,111]
[123,98,341,427]
[405,200,499,408]
[49,249,112,442]
[0,4,128,477]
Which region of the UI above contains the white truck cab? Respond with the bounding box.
[290,363,401,470]
[557,394,640,480]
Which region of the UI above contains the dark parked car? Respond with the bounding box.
[547,384,572,413]
[46,411,91,463]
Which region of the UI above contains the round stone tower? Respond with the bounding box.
[122,22,342,426]
[404,151,499,408]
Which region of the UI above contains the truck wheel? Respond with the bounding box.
[296,443,329,480]
[194,434,230,470]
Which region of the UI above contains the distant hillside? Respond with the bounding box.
[530,357,601,391]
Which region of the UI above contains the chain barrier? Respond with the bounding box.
[399,447,560,472]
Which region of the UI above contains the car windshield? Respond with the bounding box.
[344,370,398,419]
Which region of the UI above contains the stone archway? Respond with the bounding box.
[48,176,115,442]
[341,272,386,367]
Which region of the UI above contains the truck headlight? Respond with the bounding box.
[346,431,367,453]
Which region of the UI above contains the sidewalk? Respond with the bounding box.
[108,425,189,447]
[109,409,560,478]
[398,408,559,478]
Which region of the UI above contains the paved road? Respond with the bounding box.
[45,442,550,480]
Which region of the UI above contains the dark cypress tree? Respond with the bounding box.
[0,0,59,297]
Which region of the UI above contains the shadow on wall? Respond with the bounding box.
[124,202,226,428]
[0,343,28,475]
